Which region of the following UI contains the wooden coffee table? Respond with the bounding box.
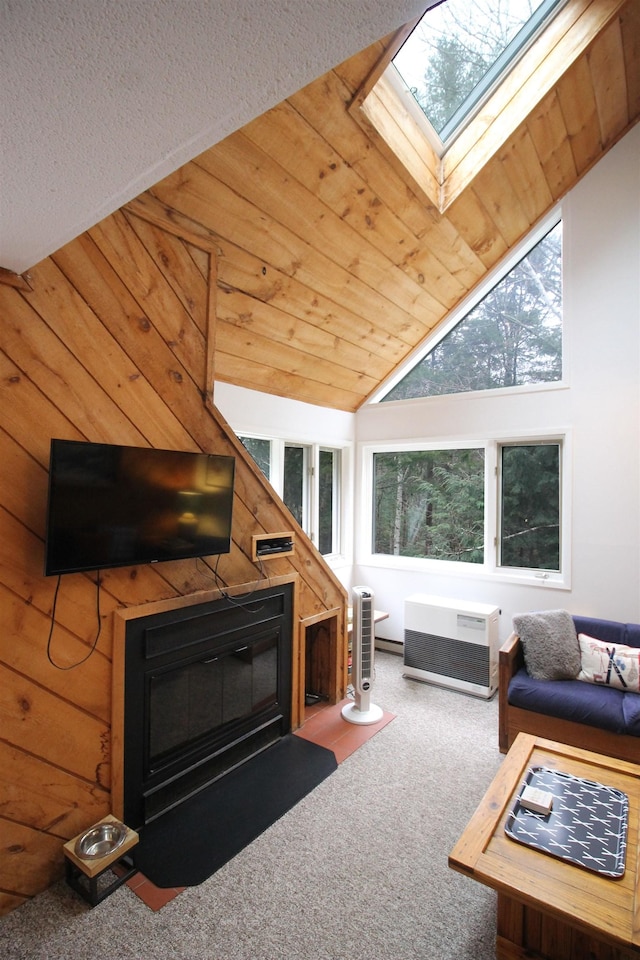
[449,733,640,960]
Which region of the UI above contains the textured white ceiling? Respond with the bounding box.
[1,0,432,274]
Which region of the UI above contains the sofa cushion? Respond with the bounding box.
[578,634,640,691]
[508,667,626,733]
[513,609,580,681]
[572,615,628,646]
[625,623,640,649]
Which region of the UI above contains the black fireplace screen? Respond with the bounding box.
[122,583,293,828]
[148,632,279,766]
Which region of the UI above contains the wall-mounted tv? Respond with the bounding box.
[44,439,235,576]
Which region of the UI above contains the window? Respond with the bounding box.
[239,436,342,557]
[283,444,307,529]
[373,448,484,562]
[318,448,339,556]
[381,220,562,401]
[367,436,565,579]
[239,436,270,479]
[392,0,567,150]
[499,442,560,571]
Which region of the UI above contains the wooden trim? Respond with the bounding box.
[206,246,217,402]
[351,0,632,216]
[356,70,442,210]
[299,604,346,721]
[499,632,525,752]
[124,193,220,250]
[0,267,33,290]
[113,573,297,625]
[349,18,421,110]
[252,531,295,561]
[111,617,126,821]
[442,0,631,208]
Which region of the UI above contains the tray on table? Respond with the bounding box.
[505,765,628,878]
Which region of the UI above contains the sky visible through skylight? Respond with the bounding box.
[393,0,559,143]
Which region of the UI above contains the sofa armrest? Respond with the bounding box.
[500,632,524,674]
[499,633,524,752]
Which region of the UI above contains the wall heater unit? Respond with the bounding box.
[342,586,383,725]
[403,594,500,699]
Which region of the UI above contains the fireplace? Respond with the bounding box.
[119,581,293,830]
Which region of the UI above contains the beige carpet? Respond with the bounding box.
[0,651,503,959]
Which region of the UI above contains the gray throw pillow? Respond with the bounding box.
[513,609,580,680]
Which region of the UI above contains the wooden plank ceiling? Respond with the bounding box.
[129,0,639,413]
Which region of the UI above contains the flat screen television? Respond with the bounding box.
[44,439,235,576]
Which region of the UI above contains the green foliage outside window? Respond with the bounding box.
[373,449,485,562]
[318,449,336,555]
[283,446,304,527]
[500,443,560,570]
[373,442,561,572]
[240,436,340,558]
[393,0,559,144]
[239,436,270,479]
[383,222,562,401]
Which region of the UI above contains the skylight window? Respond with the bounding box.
[392,0,567,149]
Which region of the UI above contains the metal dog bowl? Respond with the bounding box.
[74,820,128,860]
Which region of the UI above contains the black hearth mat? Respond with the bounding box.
[132,735,337,888]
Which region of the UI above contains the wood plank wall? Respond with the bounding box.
[123,0,637,415]
[0,210,347,915]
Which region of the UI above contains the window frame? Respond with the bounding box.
[317,446,341,557]
[283,442,310,533]
[358,430,571,588]
[372,444,486,564]
[368,209,564,405]
[392,0,568,152]
[238,434,347,560]
[497,439,562,574]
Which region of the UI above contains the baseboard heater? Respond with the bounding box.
[403,594,500,699]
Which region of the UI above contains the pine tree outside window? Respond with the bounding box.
[373,448,485,562]
[393,0,567,150]
[499,442,560,571]
[381,220,562,402]
[239,436,270,479]
[283,444,307,529]
[367,436,565,578]
[318,448,340,556]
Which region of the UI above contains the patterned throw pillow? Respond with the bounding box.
[578,634,640,692]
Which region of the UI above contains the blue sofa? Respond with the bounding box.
[499,615,640,764]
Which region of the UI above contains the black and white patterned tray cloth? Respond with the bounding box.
[505,765,629,878]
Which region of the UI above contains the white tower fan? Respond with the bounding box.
[342,586,383,725]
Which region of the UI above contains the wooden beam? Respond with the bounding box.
[0,267,32,290]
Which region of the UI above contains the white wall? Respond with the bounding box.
[215,383,355,447]
[214,383,356,587]
[355,124,640,643]
[215,124,640,642]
